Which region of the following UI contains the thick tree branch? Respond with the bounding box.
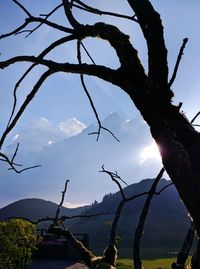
[0,56,119,86]
[62,0,81,28]
[48,226,96,268]
[127,0,169,96]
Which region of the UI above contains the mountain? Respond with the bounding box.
[70,178,191,258]
[0,198,90,227]
[0,114,162,207]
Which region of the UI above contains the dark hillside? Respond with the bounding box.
[71,179,190,258]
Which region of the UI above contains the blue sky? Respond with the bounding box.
[0,1,200,207]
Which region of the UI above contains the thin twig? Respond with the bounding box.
[77,40,119,142]
[100,165,128,200]
[168,38,188,87]
[73,0,138,22]
[156,182,173,194]
[12,0,32,17]
[0,69,55,150]
[0,21,30,40]
[191,111,200,124]
[11,143,19,163]
[54,179,70,225]
[24,17,73,38]
[0,158,22,167]
[40,4,63,18]
[81,41,96,65]
[26,3,64,37]
[0,151,41,173]
[8,165,41,173]
[6,35,76,129]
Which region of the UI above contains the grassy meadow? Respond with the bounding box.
[116,257,191,269]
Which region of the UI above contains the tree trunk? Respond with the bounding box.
[172,222,195,269]
[191,240,200,269]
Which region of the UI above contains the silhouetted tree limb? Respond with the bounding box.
[191,111,200,125]
[63,0,81,28]
[77,42,119,141]
[7,212,110,225]
[12,0,32,17]
[169,38,188,87]
[72,0,138,22]
[46,179,116,268]
[0,144,41,174]
[54,179,70,226]
[100,165,170,263]
[48,226,97,268]
[6,35,77,130]
[0,55,118,84]
[172,221,195,269]
[0,69,54,149]
[133,167,165,269]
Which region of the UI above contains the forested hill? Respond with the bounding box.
[70,178,191,258]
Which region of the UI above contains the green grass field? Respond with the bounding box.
[116,257,191,269]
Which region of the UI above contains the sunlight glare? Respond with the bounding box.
[139,142,161,164]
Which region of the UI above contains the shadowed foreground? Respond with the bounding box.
[29,260,89,269]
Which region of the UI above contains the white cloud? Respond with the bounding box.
[7,117,86,153]
[64,202,89,209]
[31,117,52,130]
[13,134,19,141]
[59,118,86,136]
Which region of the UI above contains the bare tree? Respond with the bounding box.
[1,0,200,245]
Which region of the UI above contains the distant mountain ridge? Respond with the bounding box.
[70,178,190,258]
[0,198,89,223]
